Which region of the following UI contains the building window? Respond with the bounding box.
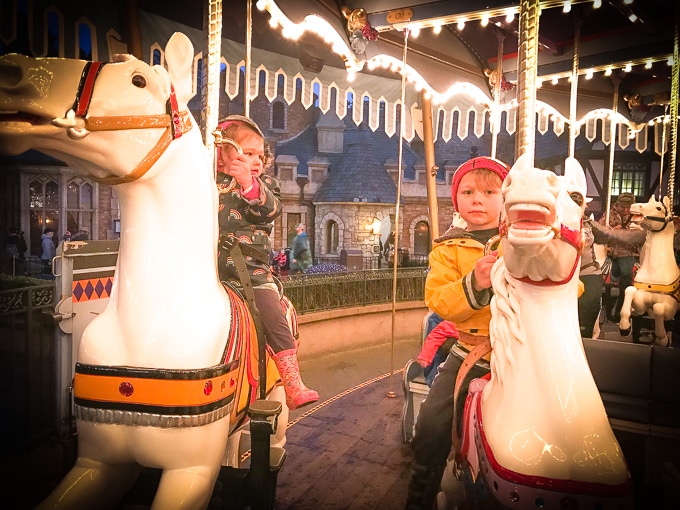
[611,161,646,197]
[287,213,301,248]
[26,173,97,255]
[66,177,94,238]
[325,220,339,254]
[413,221,430,255]
[272,101,286,130]
[28,176,60,255]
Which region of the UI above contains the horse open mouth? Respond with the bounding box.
[0,111,51,126]
[506,203,554,240]
[629,213,644,224]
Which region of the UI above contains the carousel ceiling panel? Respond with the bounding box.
[261,0,676,126]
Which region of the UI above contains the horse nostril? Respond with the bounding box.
[0,62,22,88]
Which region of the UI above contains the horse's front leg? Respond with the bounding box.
[651,302,671,347]
[152,464,222,510]
[36,457,141,510]
[618,286,637,335]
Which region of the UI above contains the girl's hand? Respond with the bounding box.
[227,155,254,189]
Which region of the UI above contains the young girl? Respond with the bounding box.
[215,115,318,410]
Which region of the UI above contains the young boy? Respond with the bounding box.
[404,156,510,510]
[214,115,318,410]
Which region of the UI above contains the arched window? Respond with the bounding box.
[76,22,92,60]
[272,101,285,130]
[66,177,94,236]
[325,220,339,254]
[413,221,430,255]
[152,48,161,65]
[28,176,60,254]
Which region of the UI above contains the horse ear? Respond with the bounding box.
[164,32,195,108]
[564,157,586,196]
[511,152,533,172]
[662,195,671,208]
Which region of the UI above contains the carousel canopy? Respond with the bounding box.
[1,0,676,151]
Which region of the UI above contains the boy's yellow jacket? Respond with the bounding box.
[425,230,494,339]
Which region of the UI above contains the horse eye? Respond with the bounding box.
[132,75,147,88]
[569,191,584,206]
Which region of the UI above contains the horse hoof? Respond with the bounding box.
[655,335,670,347]
[619,327,631,337]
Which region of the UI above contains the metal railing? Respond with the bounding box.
[0,267,426,453]
[281,267,427,314]
[313,254,429,271]
[0,282,56,456]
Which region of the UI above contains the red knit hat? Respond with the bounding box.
[450,156,510,211]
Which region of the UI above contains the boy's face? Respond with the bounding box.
[456,171,503,231]
[217,130,265,177]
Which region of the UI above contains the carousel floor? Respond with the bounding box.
[4,326,680,509]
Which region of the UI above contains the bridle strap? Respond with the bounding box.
[73,61,106,117]
[84,115,172,131]
[70,59,190,186]
[645,202,671,232]
[95,110,192,186]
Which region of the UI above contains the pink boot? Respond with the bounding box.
[271,349,319,410]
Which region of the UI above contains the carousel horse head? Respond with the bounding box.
[630,194,673,233]
[499,154,587,285]
[0,32,197,184]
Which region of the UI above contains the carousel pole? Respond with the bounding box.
[568,15,581,159]
[668,13,678,204]
[244,0,253,117]
[515,0,540,165]
[388,27,410,399]
[204,0,222,166]
[490,27,504,159]
[421,92,439,242]
[604,74,621,227]
[122,0,143,60]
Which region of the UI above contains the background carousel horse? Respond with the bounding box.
[618,195,679,346]
[0,32,289,509]
[446,155,632,509]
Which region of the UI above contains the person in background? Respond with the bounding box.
[404,156,510,510]
[578,205,604,339]
[40,227,55,275]
[215,115,318,410]
[273,248,288,276]
[597,192,640,322]
[2,226,20,275]
[289,223,312,274]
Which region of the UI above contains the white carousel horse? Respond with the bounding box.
[618,195,679,346]
[0,32,287,509]
[449,156,632,509]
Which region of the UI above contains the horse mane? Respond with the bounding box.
[489,258,523,385]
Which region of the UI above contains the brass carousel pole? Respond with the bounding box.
[490,27,504,159]
[515,0,540,164]
[204,0,222,170]
[244,0,253,117]
[388,27,410,399]
[421,92,439,242]
[668,14,678,203]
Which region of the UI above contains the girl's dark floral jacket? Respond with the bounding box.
[216,172,282,287]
